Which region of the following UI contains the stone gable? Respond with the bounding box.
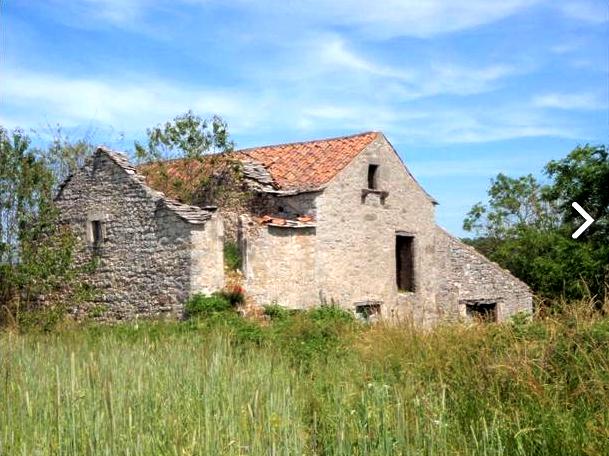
[55,147,224,320]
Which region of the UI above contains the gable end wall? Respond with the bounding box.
[55,151,223,320]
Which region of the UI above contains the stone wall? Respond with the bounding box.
[190,214,225,295]
[241,215,317,308]
[55,148,223,320]
[239,135,532,324]
[434,227,532,321]
[314,135,439,322]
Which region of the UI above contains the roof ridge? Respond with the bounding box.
[137,131,380,166]
[235,131,379,154]
[137,131,383,194]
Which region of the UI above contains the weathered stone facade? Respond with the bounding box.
[55,147,224,320]
[57,132,532,323]
[238,133,532,323]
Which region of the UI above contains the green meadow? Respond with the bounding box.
[2,303,609,455]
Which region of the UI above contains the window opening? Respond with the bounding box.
[396,235,415,292]
[367,164,379,190]
[466,302,497,322]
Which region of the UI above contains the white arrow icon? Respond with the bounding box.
[571,202,594,239]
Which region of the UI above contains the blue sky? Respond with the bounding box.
[1,0,607,235]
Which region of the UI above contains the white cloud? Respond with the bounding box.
[532,92,606,110]
[296,36,522,100]
[288,0,541,38]
[319,39,410,79]
[45,0,541,38]
[1,68,269,135]
[1,63,588,149]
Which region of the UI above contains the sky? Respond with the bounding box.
[1,0,607,235]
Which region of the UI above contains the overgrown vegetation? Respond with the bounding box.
[0,127,94,331]
[135,111,251,210]
[464,144,609,303]
[2,300,609,455]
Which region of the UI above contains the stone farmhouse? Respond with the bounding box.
[55,131,532,324]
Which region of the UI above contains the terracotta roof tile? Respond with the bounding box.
[138,131,379,194]
[236,131,379,191]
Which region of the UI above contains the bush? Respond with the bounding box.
[263,304,290,321]
[269,305,359,366]
[184,293,232,318]
[308,304,354,324]
[220,284,245,306]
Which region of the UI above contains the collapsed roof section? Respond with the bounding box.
[55,147,214,225]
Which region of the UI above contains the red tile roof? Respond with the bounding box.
[137,131,437,204]
[237,131,379,191]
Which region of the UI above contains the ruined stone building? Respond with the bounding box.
[55,131,532,323]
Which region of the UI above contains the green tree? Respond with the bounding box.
[545,145,609,242]
[464,146,608,303]
[134,111,234,162]
[42,125,95,188]
[135,112,246,209]
[0,126,92,330]
[463,173,559,239]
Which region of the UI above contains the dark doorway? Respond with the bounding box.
[396,235,415,292]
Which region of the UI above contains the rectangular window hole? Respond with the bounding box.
[367,164,379,190]
[465,302,497,322]
[89,220,105,245]
[355,302,381,321]
[396,235,415,292]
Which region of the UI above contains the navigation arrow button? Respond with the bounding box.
[571,202,594,239]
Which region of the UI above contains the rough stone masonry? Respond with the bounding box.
[56,132,532,324]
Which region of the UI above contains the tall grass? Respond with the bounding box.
[1,302,609,455]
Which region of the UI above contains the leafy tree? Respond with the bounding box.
[134,111,234,162]
[42,125,95,188]
[464,146,608,303]
[135,111,247,212]
[545,145,609,242]
[463,173,559,238]
[0,126,92,330]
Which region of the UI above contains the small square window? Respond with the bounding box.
[355,301,381,322]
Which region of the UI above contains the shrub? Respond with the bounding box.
[220,284,245,306]
[269,305,359,366]
[184,293,232,318]
[308,304,354,324]
[263,304,290,321]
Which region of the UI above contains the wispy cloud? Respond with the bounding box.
[1,68,269,135]
[0,62,590,149]
[43,0,542,38]
[287,36,523,100]
[532,92,606,110]
[263,0,542,38]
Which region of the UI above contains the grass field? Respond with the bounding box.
[2,304,609,455]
